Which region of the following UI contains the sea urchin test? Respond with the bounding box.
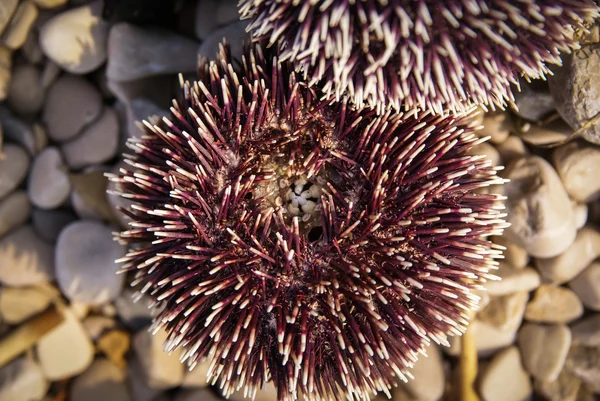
[109,43,508,401]
[240,0,599,114]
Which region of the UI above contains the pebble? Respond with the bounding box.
[535,225,600,284]
[0,0,18,36]
[0,225,54,286]
[468,142,501,166]
[37,308,95,380]
[82,315,116,340]
[553,141,600,203]
[70,359,131,401]
[517,119,572,146]
[194,0,238,39]
[549,44,600,145]
[0,46,11,100]
[27,147,71,209]
[570,314,600,347]
[39,1,109,74]
[1,1,38,50]
[62,107,120,169]
[572,202,588,230]
[534,370,581,401]
[401,345,445,401]
[43,75,103,142]
[32,208,77,243]
[0,106,39,155]
[55,220,125,306]
[177,389,221,401]
[569,262,600,311]
[182,359,210,388]
[493,236,528,269]
[485,264,540,296]
[7,64,44,115]
[0,285,52,324]
[32,0,68,8]
[503,155,576,258]
[0,143,29,199]
[524,285,583,324]
[227,381,277,401]
[126,98,168,139]
[496,135,528,165]
[107,23,199,82]
[0,191,31,238]
[476,112,510,145]
[447,319,517,357]
[69,167,114,221]
[21,31,43,64]
[106,75,174,107]
[478,346,532,401]
[115,289,154,331]
[565,345,600,393]
[198,20,249,62]
[477,291,528,332]
[518,323,572,382]
[133,327,184,389]
[40,59,60,89]
[97,329,130,369]
[512,79,556,122]
[0,357,49,401]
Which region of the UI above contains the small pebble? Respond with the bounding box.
[0,191,31,238]
[128,356,163,401]
[0,357,49,401]
[468,142,501,166]
[0,143,29,199]
[0,0,18,36]
[485,264,540,296]
[569,262,600,311]
[478,346,532,401]
[0,285,52,324]
[0,46,11,100]
[133,327,184,389]
[401,345,445,401]
[496,135,529,165]
[534,369,581,401]
[43,75,103,142]
[0,105,39,155]
[571,314,600,347]
[518,323,572,382]
[7,64,44,115]
[553,141,600,203]
[447,319,517,357]
[503,155,576,258]
[27,147,71,209]
[565,345,600,393]
[535,225,600,284]
[477,291,528,332]
[55,220,125,305]
[32,208,77,243]
[114,289,154,331]
[0,225,54,286]
[107,23,199,82]
[39,1,109,74]
[126,98,168,139]
[62,107,120,169]
[524,285,583,324]
[70,359,131,401]
[37,308,95,380]
[572,202,588,229]
[40,58,60,89]
[493,236,528,269]
[1,1,38,50]
[476,112,510,145]
[517,119,572,146]
[21,31,43,64]
[82,315,116,340]
[97,329,130,368]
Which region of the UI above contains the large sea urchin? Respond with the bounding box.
[110,43,508,401]
[240,0,598,114]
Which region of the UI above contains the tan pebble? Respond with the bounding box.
[569,262,600,311]
[479,346,532,401]
[133,326,184,389]
[0,285,52,324]
[447,319,517,357]
[485,264,540,296]
[477,112,510,145]
[524,285,583,323]
[182,358,211,388]
[493,235,528,269]
[1,1,38,50]
[570,314,600,347]
[400,344,445,401]
[97,329,130,369]
[553,141,600,203]
[534,369,581,401]
[496,135,529,165]
[518,323,571,382]
[477,291,528,331]
[572,202,588,229]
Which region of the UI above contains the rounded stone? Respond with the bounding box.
[524,285,583,324]
[0,191,31,238]
[518,119,572,146]
[7,64,43,115]
[43,75,102,142]
[504,155,576,258]
[70,359,131,401]
[485,264,540,296]
[553,141,600,203]
[133,327,184,390]
[0,0,18,37]
[496,135,528,165]
[0,285,52,324]
[0,225,54,286]
[447,319,518,357]
[55,220,125,306]
[1,1,38,50]
[39,1,109,74]
[477,112,510,145]
[27,147,71,209]
[477,291,528,332]
[32,208,77,243]
[0,143,29,199]
[569,262,600,311]
[0,357,49,401]
[114,288,153,331]
[571,314,600,347]
[518,323,572,382]
[62,107,120,169]
[493,236,528,270]
[512,79,556,122]
[479,346,532,401]
[401,345,445,401]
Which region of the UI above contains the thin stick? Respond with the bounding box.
[459,312,479,401]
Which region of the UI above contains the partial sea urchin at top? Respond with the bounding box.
[109,43,508,401]
[239,0,599,114]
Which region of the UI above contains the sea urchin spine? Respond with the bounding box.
[240,0,599,114]
[109,43,508,401]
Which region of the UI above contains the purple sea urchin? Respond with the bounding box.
[239,0,598,114]
[110,43,508,401]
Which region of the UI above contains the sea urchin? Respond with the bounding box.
[240,0,599,114]
[110,43,508,401]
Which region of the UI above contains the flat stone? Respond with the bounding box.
[535,226,600,284]
[32,208,77,243]
[0,191,31,238]
[504,155,576,258]
[43,75,102,142]
[37,308,95,380]
[133,326,184,390]
[62,107,120,169]
[107,23,199,82]
[493,236,528,269]
[553,141,600,203]
[478,346,532,401]
[0,0,18,36]
[39,1,109,74]
[55,220,125,306]
[570,314,600,347]
[0,285,52,324]
[525,285,583,324]
[0,225,54,286]
[569,262,600,311]
[70,359,131,401]
[0,143,29,199]
[21,30,43,64]
[0,357,49,401]
[401,345,445,401]
[7,64,44,115]
[27,147,71,209]
[40,58,60,89]
[477,291,528,331]
[518,323,571,382]
[69,168,114,221]
[1,1,38,50]
[485,264,540,296]
[534,369,581,401]
[97,330,130,369]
